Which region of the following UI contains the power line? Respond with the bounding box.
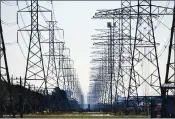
[17,4,29,48]
[40,8,48,21]
[154,0,170,30]
[17,43,27,60]
[2,1,16,6]
[5,42,17,45]
[157,34,170,58]
[154,0,171,59]
[17,25,28,48]
[1,20,16,26]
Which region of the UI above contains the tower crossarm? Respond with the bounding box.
[93,5,173,19]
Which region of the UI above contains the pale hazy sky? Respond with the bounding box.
[1,1,174,103]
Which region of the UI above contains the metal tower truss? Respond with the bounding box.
[73,78,83,104]
[127,0,162,110]
[161,6,175,118]
[71,69,77,98]
[91,9,132,112]
[90,19,130,111]
[90,53,107,105]
[17,0,52,91]
[63,57,72,90]
[54,44,66,89]
[89,26,119,111]
[114,15,129,104]
[53,41,65,89]
[1,0,84,113]
[92,0,174,112]
[66,60,75,92]
[0,22,15,117]
[116,0,132,102]
[65,60,75,99]
[93,4,173,19]
[43,21,59,93]
[61,48,71,90]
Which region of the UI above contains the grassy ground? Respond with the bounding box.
[7,112,149,118]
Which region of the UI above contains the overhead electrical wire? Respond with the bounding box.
[17,24,28,60]
[17,4,28,48]
[2,1,16,6]
[18,43,27,60]
[156,19,171,30]
[1,1,27,60]
[154,0,170,30]
[36,1,65,43]
[16,2,31,61]
[5,42,17,45]
[40,8,48,21]
[1,20,16,26]
[144,0,172,61]
[156,0,171,58]
[157,34,170,58]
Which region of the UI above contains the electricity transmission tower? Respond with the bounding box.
[44,21,59,92]
[115,0,132,110]
[17,0,52,112]
[24,0,46,90]
[91,0,173,114]
[161,6,175,118]
[17,0,52,91]
[1,0,84,114]
[127,1,161,114]
[89,27,117,111]
[0,21,15,118]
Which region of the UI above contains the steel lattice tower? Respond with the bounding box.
[17,0,52,91]
[45,21,59,92]
[107,22,115,112]
[161,5,175,118]
[115,0,132,108]
[89,28,117,111]
[24,0,46,90]
[17,0,52,112]
[0,21,15,118]
[127,0,161,113]
[92,0,173,114]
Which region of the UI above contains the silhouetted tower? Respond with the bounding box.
[0,20,15,118]
[161,5,175,118]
